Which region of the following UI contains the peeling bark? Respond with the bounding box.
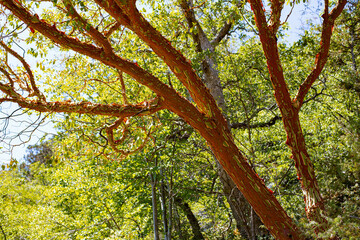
[0,0,347,238]
[248,0,347,234]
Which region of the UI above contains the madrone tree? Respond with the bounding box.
[0,0,347,239]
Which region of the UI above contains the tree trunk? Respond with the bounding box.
[173,203,184,240]
[160,168,169,240]
[248,0,347,233]
[1,0,345,238]
[168,164,174,240]
[150,172,160,240]
[174,196,205,240]
[178,2,268,238]
[283,115,328,232]
[217,161,268,239]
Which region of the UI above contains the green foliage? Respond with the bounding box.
[1,0,359,239]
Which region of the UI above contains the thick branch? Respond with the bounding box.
[247,0,293,113]
[211,20,233,46]
[95,0,227,125]
[5,97,165,118]
[92,0,131,26]
[294,0,347,108]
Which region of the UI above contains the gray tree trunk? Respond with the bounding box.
[174,196,205,240]
[150,172,160,240]
[160,168,169,240]
[179,1,269,238]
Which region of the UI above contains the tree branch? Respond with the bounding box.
[179,0,227,111]
[0,66,15,87]
[211,20,233,46]
[0,41,44,100]
[94,0,226,125]
[230,115,282,129]
[294,0,347,108]
[247,0,293,113]
[62,0,113,54]
[3,96,165,118]
[0,0,211,134]
[179,0,202,51]
[269,0,285,34]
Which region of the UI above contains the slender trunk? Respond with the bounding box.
[160,168,169,240]
[168,163,174,240]
[349,25,360,100]
[174,196,205,240]
[103,202,121,231]
[150,172,160,240]
[250,208,256,240]
[218,161,260,239]
[349,27,358,72]
[167,193,173,240]
[174,204,184,240]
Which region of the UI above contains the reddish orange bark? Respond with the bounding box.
[0,0,346,238]
[249,0,347,233]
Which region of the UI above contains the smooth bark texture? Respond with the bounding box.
[150,173,160,240]
[0,0,347,238]
[160,169,169,240]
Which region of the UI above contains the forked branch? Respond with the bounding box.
[62,0,113,54]
[269,0,285,33]
[294,0,347,108]
[0,41,45,100]
[0,0,207,131]
[95,0,227,125]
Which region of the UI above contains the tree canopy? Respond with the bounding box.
[1,0,359,239]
